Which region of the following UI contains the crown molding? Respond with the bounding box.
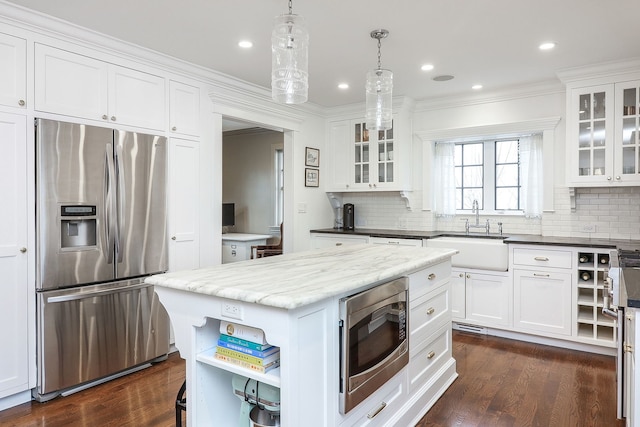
[557,57,640,86]
[414,80,564,113]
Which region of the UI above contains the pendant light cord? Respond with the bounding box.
[289,0,293,14]
[377,38,382,70]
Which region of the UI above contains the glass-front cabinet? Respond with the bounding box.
[325,113,410,192]
[352,121,395,189]
[568,80,640,186]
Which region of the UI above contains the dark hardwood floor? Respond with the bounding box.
[0,331,624,426]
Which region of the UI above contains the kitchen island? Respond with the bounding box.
[146,244,457,427]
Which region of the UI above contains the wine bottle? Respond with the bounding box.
[580,271,591,281]
[579,255,589,263]
[599,256,609,264]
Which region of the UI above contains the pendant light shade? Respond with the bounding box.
[365,29,393,131]
[271,1,308,104]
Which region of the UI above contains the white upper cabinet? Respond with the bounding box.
[169,80,200,137]
[35,44,165,131]
[0,32,26,109]
[325,112,411,192]
[567,79,640,186]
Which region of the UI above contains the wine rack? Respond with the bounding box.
[576,251,616,345]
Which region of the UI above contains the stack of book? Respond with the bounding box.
[214,321,280,373]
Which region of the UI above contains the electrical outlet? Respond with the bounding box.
[582,224,596,233]
[222,302,244,320]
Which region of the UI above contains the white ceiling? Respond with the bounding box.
[6,0,640,108]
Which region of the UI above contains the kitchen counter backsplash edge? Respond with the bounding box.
[310,228,640,250]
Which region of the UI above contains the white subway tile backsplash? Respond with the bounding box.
[337,186,640,240]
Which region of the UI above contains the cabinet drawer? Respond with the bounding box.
[369,236,422,247]
[410,286,450,351]
[513,248,572,269]
[408,323,451,393]
[338,370,404,426]
[311,234,369,249]
[408,261,450,302]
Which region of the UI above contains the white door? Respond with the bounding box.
[465,272,511,327]
[168,138,200,271]
[0,112,28,397]
[0,33,26,109]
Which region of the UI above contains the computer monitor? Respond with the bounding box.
[222,203,235,227]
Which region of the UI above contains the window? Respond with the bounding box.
[275,148,284,225]
[454,139,521,212]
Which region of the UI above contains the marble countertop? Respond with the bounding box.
[145,244,457,310]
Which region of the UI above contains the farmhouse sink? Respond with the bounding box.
[425,236,509,271]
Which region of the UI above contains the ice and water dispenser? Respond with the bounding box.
[60,205,97,249]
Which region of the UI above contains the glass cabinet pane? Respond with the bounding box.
[623,88,637,116]
[579,94,591,120]
[594,92,606,119]
[622,147,636,174]
[593,120,606,146]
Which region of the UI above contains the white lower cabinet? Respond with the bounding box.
[0,112,29,401]
[625,308,637,427]
[513,269,572,336]
[455,268,512,328]
[310,233,369,249]
[369,236,422,247]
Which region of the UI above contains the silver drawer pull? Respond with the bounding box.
[426,307,435,315]
[335,242,343,246]
[534,256,549,261]
[534,273,550,277]
[428,273,436,280]
[367,402,387,419]
[427,351,436,359]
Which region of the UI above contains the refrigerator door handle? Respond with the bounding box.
[115,143,125,263]
[105,143,117,264]
[45,282,150,303]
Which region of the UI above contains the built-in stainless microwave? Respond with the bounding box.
[339,277,409,414]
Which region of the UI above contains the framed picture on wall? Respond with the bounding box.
[305,147,319,167]
[305,168,319,187]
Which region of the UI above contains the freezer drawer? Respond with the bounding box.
[34,280,170,401]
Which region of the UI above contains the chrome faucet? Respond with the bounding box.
[466,199,490,235]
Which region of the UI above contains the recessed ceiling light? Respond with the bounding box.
[539,41,556,51]
[433,75,454,82]
[338,83,349,90]
[238,40,253,48]
[421,64,434,72]
[472,84,483,90]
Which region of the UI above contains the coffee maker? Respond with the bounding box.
[233,375,280,427]
[343,203,355,230]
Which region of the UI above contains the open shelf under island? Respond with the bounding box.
[146,244,458,427]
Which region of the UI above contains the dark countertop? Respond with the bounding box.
[311,228,640,249]
[311,228,640,307]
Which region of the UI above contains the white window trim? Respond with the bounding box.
[417,117,560,214]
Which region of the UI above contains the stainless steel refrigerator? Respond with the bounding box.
[34,118,170,402]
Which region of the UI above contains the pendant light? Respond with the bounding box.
[271,0,309,104]
[365,29,393,131]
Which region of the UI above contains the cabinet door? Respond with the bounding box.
[614,81,640,184]
[568,85,615,185]
[169,80,200,137]
[109,65,165,130]
[35,44,108,120]
[465,272,511,327]
[514,269,572,336]
[450,270,466,320]
[325,121,351,191]
[0,112,29,397]
[168,138,200,271]
[351,120,372,189]
[0,33,26,109]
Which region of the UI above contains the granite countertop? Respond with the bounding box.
[310,228,640,249]
[146,244,457,310]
